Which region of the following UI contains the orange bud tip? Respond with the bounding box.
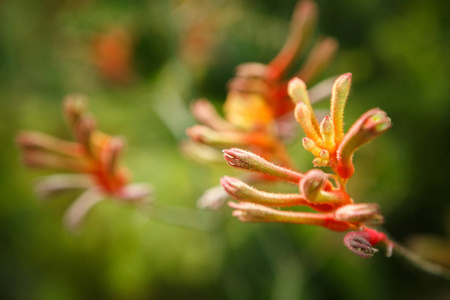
[222,148,303,183]
[222,148,249,169]
[220,176,241,197]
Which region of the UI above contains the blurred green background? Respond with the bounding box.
[1,0,450,299]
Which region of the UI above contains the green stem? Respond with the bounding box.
[380,238,450,280]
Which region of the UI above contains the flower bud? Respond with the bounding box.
[330,73,352,144]
[21,150,87,172]
[268,0,317,79]
[197,185,230,210]
[221,176,308,207]
[295,102,322,145]
[302,137,321,157]
[229,201,278,223]
[186,125,244,147]
[312,157,329,168]
[75,114,96,155]
[228,201,353,231]
[334,203,384,226]
[288,77,310,105]
[320,116,335,152]
[190,99,234,131]
[17,131,81,157]
[337,108,392,178]
[297,37,338,83]
[299,169,352,209]
[222,148,302,183]
[299,169,328,200]
[63,94,88,130]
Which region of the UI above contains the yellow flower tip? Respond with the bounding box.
[319,149,329,159]
[220,176,244,199]
[312,157,328,167]
[320,116,336,151]
[303,138,329,167]
[288,77,309,104]
[338,72,352,83]
[363,109,392,133]
[302,137,321,156]
[336,108,392,179]
[295,102,309,121]
[223,92,274,129]
[295,103,322,143]
[331,73,352,143]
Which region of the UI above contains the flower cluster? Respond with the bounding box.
[17,95,151,231]
[184,0,338,167]
[221,73,395,257]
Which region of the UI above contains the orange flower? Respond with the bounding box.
[221,73,394,257]
[92,27,134,84]
[290,74,392,182]
[185,0,338,168]
[17,95,151,231]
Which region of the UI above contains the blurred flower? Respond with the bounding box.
[174,0,237,74]
[92,26,134,84]
[185,0,338,208]
[186,0,337,165]
[222,73,393,257]
[17,95,151,231]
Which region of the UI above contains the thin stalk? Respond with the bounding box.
[380,237,450,280]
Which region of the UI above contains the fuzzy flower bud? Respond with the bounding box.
[337,108,392,178]
[221,176,309,207]
[288,77,310,105]
[299,169,353,210]
[228,201,353,231]
[222,148,302,183]
[302,137,322,157]
[320,116,335,152]
[334,203,384,226]
[330,73,352,144]
[295,102,322,145]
